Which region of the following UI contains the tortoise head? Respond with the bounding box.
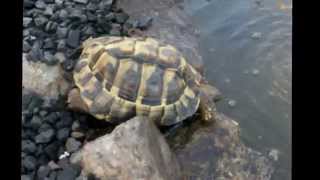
[67,88,89,113]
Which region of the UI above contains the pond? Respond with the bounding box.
[182,0,292,179]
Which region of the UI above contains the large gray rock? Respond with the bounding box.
[23,53,70,101]
[167,113,274,180]
[76,117,181,180]
[117,0,205,74]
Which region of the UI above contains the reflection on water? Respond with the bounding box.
[182,0,291,179]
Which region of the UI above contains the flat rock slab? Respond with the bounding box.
[23,53,70,101]
[167,113,274,180]
[77,117,181,180]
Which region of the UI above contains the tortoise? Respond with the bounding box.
[67,36,218,126]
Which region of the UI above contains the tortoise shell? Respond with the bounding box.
[73,36,202,126]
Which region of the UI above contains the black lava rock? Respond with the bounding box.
[45,112,60,124]
[23,155,37,171]
[67,29,80,48]
[29,115,42,130]
[22,140,37,154]
[37,165,50,179]
[35,129,55,144]
[57,165,81,180]
[44,142,60,160]
[65,138,81,153]
[57,128,70,141]
[57,27,68,39]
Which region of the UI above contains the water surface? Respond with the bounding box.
[182,0,292,179]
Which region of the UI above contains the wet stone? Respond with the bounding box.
[67,29,80,48]
[35,129,55,144]
[65,138,81,153]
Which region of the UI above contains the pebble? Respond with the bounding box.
[67,29,80,48]
[30,115,42,129]
[37,165,50,179]
[73,0,88,4]
[48,160,61,170]
[44,6,54,16]
[71,121,80,131]
[54,52,66,63]
[35,0,46,9]
[34,16,48,27]
[21,174,32,180]
[44,142,60,160]
[57,27,69,39]
[23,17,33,28]
[57,128,70,141]
[71,132,85,139]
[65,138,82,153]
[38,123,53,133]
[35,129,55,144]
[45,112,60,124]
[23,156,37,171]
[251,32,262,39]
[45,21,58,33]
[59,9,69,19]
[22,140,37,154]
[57,40,67,51]
[228,99,237,107]
[56,165,81,180]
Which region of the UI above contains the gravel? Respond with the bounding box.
[35,129,55,144]
[66,29,80,48]
[65,138,81,153]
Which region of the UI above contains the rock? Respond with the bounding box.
[73,0,88,4]
[23,53,71,100]
[44,51,59,65]
[48,171,58,180]
[56,165,81,180]
[23,155,37,171]
[44,142,60,160]
[71,121,80,131]
[57,40,67,51]
[57,128,70,141]
[54,52,66,63]
[37,165,51,179]
[44,0,55,3]
[59,9,69,19]
[109,23,122,36]
[67,29,80,48]
[44,6,54,16]
[34,16,48,27]
[48,160,62,170]
[38,123,53,133]
[35,0,46,9]
[57,27,68,39]
[71,132,85,139]
[99,0,114,11]
[35,129,55,144]
[23,17,33,28]
[114,12,129,24]
[21,174,32,180]
[166,113,274,179]
[22,140,37,154]
[45,112,60,124]
[39,110,48,117]
[79,116,181,180]
[29,115,42,129]
[65,138,81,153]
[138,17,153,30]
[27,41,43,61]
[23,40,31,52]
[24,0,35,9]
[45,21,58,33]
[55,0,64,5]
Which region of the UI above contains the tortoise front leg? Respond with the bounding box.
[199,84,218,122]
